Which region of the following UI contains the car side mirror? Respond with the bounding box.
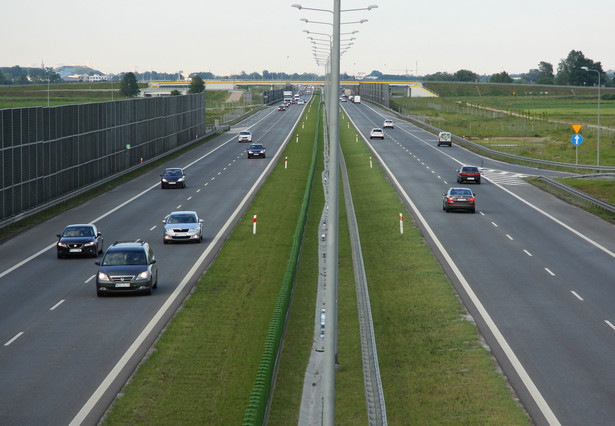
[199,219,204,223]
[97,232,102,237]
[150,259,157,264]
[162,219,166,223]
[95,261,100,266]
[57,234,61,238]
[442,193,446,196]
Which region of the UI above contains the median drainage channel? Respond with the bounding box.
[297,110,387,424]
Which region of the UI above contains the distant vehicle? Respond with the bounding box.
[247,143,266,159]
[442,187,476,213]
[297,98,306,105]
[352,95,361,103]
[238,131,253,143]
[340,97,347,102]
[437,131,452,147]
[283,90,293,103]
[56,224,103,258]
[162,211,204,244]
[370,128,384,139]
[457,166,481,184]
[383,119,394,129]
[95,240,158,296]
[160,168,186,189]
[277,105,286,111]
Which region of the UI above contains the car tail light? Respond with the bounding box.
[470,197,475,202]
[448,196,454,202]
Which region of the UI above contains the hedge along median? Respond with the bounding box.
[242,100,321,424]
[102,96,321,425]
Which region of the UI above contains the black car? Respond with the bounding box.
[442,187,476,213]
[95,240,158,296]
[57,224,103,258]
[247,143,266,159]
[457,166,481,184]
[160,168,186,189]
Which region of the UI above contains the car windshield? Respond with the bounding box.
[250,145,263,150]
[103,250,146,266]
[463,167,478,172]
[168,214,196,224]
[450,189,472,196]
[164,169,182,177]
[64,227,93,237]
[240,132,250,136]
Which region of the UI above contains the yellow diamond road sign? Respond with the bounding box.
[572,124,583,134]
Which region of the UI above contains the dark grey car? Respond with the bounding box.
[95,241,157,296]
[57,224,103,258]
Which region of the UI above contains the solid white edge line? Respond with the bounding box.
[69,105,303,425]
[346,109,561,425]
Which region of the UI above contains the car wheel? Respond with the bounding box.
[97,290,104,297]
[163,239,168,244]
[471,208,476,213]
[143,287,152,296]
[57,252,63,259]
[477,180,481,184]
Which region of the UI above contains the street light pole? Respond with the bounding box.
[582,66,601,166]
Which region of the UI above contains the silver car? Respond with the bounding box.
[162,211,204,244]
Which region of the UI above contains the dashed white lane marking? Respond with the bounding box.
[571,291,584,301]
[4,332,24,347]
[50,300,65,311]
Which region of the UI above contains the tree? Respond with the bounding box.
[119,72,140,97]
[189,75,204,94]
[170,89,182,96]
[490,71,513,83]
[555,50,605,86]
[537,61,554,84]
[454,69,479,82]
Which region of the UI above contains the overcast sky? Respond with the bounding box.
[3,0,614,77]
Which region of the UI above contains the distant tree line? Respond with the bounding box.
[1,50,611,89]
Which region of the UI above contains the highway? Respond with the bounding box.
[343,100,615,425]
[0,101,306,425]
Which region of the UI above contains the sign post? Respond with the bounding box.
[571,124,583,165]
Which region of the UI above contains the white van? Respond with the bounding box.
[353,95,361,104]
[437,131,452,147]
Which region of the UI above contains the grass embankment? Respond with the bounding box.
[103,100,321,424]
[392,83,615,166]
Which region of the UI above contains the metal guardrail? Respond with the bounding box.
[536,175,615,215]
[370,101,615,218]
[384,106,615,174]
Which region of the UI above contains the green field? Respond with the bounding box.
[392,82,615,166]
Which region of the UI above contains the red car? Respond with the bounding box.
[457,166,481,184]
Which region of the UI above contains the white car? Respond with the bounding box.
[238,131,252,143]
[163,211,204,244]
[370,128,384,139]
[383,119,394,129]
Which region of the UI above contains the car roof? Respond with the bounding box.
[163,167,182,172]
[372,128,383,131]
[65,223,94,228]
[240,130,251,134]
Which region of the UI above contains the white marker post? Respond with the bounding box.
[399,213,404,234]
[285,157,288,169]
[356,134,358,143]
[369,157,372,168]
[253,215,257,235]
[302,122,304,129]
[296,134,299,143]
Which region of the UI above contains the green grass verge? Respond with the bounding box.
[102,99,320,425]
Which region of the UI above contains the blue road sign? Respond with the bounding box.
[571,134,583,145]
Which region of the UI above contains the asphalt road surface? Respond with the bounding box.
[344,101,615,426]
[0,100,307,426]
